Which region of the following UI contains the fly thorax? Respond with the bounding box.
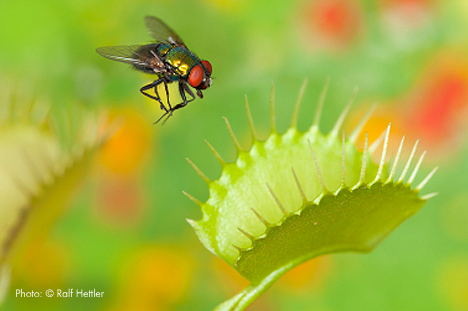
[166,47,198,77]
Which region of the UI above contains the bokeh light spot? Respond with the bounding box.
[212,256,249,294]
[96,177,144,228]
[110,246,194,311]
[437,256,468,311]
[99,108,152,174]
[302,0,362,50]
[14,240,71,290]
[401,54,468,159]
[278,256,332,292]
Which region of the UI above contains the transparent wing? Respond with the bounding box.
[144,15,187,48]
[96,45,149,66]
[96,45,166,72]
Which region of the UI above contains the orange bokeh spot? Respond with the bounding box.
[212,256,249,294]
[346,107,407,162]
[278,256,332,291]
[100,109,152,174]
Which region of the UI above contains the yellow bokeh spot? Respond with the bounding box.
[202,0,246,12]
[14,239,70,289]
[110,246,194,311]
[99,108,152,174]
[437,256,468,311]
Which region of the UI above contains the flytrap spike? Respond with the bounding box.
[244,95,257,141]
[266,183,288,216]
[290,79,308,128]
[231,244,243,252]
[420,192,439,200]
[329,86,358,140]
[237,227,255,241]
[312,77,330,128]
[349,104,375,144]
[205,140,226,166]
[222,116,244,152]
[369,127,387,155]
[291,167,308,203]
[408,151,427,185]
[416,166,438,192]
[250,207,271,227]
[356,133,369,187]
[270,83,276,133]
[386,136,405,183]
[182,191,203,207]
[308,140,328,193]
[186,158,211,184]
[398,139,419,183]
[373,123,391,184]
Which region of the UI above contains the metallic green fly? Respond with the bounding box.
[96,16,212,124]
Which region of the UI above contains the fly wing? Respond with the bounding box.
[144,15,187,48]
[96,45,166,72]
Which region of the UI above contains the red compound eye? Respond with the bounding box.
[202,60,212,74]
[189,65,203,87]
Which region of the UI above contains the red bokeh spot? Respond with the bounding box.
[403,56,468,151]
[96,177,144,227]
[350,55,468,162]
[305,0,362,47]
[409,75,467,141]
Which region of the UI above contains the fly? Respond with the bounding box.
[96,16,213,124]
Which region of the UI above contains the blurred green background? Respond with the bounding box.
[1,0,468,310]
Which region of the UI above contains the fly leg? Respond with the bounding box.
[155,80,174,125]
[155,82,194,125]
[170,82,195,111]
[183,82,196,104]
[140,78,168,112]
[163,79,172,111]
[153,110,171,124]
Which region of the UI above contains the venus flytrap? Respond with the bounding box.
[184,81,438,311]
[0,85,115,306]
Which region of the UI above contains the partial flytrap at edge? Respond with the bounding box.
[184,80,437,311]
